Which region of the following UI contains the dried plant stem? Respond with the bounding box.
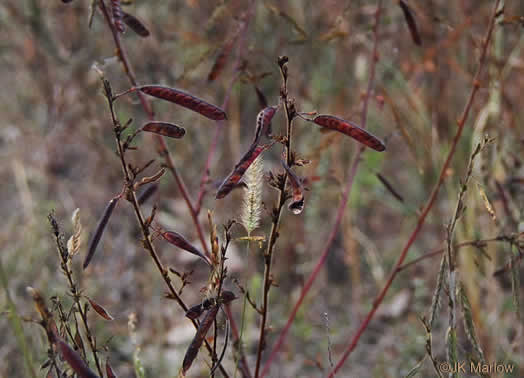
[48,215,104,377]
[259,2,383,376]
[396,234,520,272]
[254,58,294,378]
[325,1,500,375]
[97,0,210,258]
[103,88,230,378]
[195,0,257,214]
[445,139,486,376]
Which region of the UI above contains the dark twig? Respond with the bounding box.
[102,82,230,378]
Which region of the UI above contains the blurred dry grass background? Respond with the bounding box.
[1,0,523,377]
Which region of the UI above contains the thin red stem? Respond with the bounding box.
[327,1,500,375]
[259,2,383,376]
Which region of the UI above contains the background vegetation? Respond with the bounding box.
[1,0,522,377]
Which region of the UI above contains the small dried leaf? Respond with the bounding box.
[122,11,150,37]
[216,142,274,199]
[142,121,185,138]
[56,338,99,378]
[83,197,119,269]
[162,231,210,265]
[87,297,114,321]
[138,85,227,120]
[312,115,386,151]
[399,1,422,46]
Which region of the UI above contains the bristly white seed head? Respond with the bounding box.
[241,156,263,235]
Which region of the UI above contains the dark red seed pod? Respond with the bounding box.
[162,231,210,265]
[281,159,304,214]
[142,121,185,138]
[138,85,227,121]
[254,106,277,142]
[216,142,273,199]
[83,197,119,269]
[399,0,422,46]
[56,338,98,378]
[312,115,386,152]
[183,305,219,374]
[111,0,125,33]
[122,11,150,37]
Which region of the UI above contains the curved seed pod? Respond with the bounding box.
[56,338,99,378]
[312,115,386,152]
[183,305,219,374]
[399,1,422,46]
[83,197,119,269]
[86,297,114,321]
[281,159,304,214]
[122,11,150,37]
[142,121,185,138]
[216,142,274,199]
[111,0,125,33]
[138,85,227,121]
[254,106,277,142]
[162,231,210,265]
